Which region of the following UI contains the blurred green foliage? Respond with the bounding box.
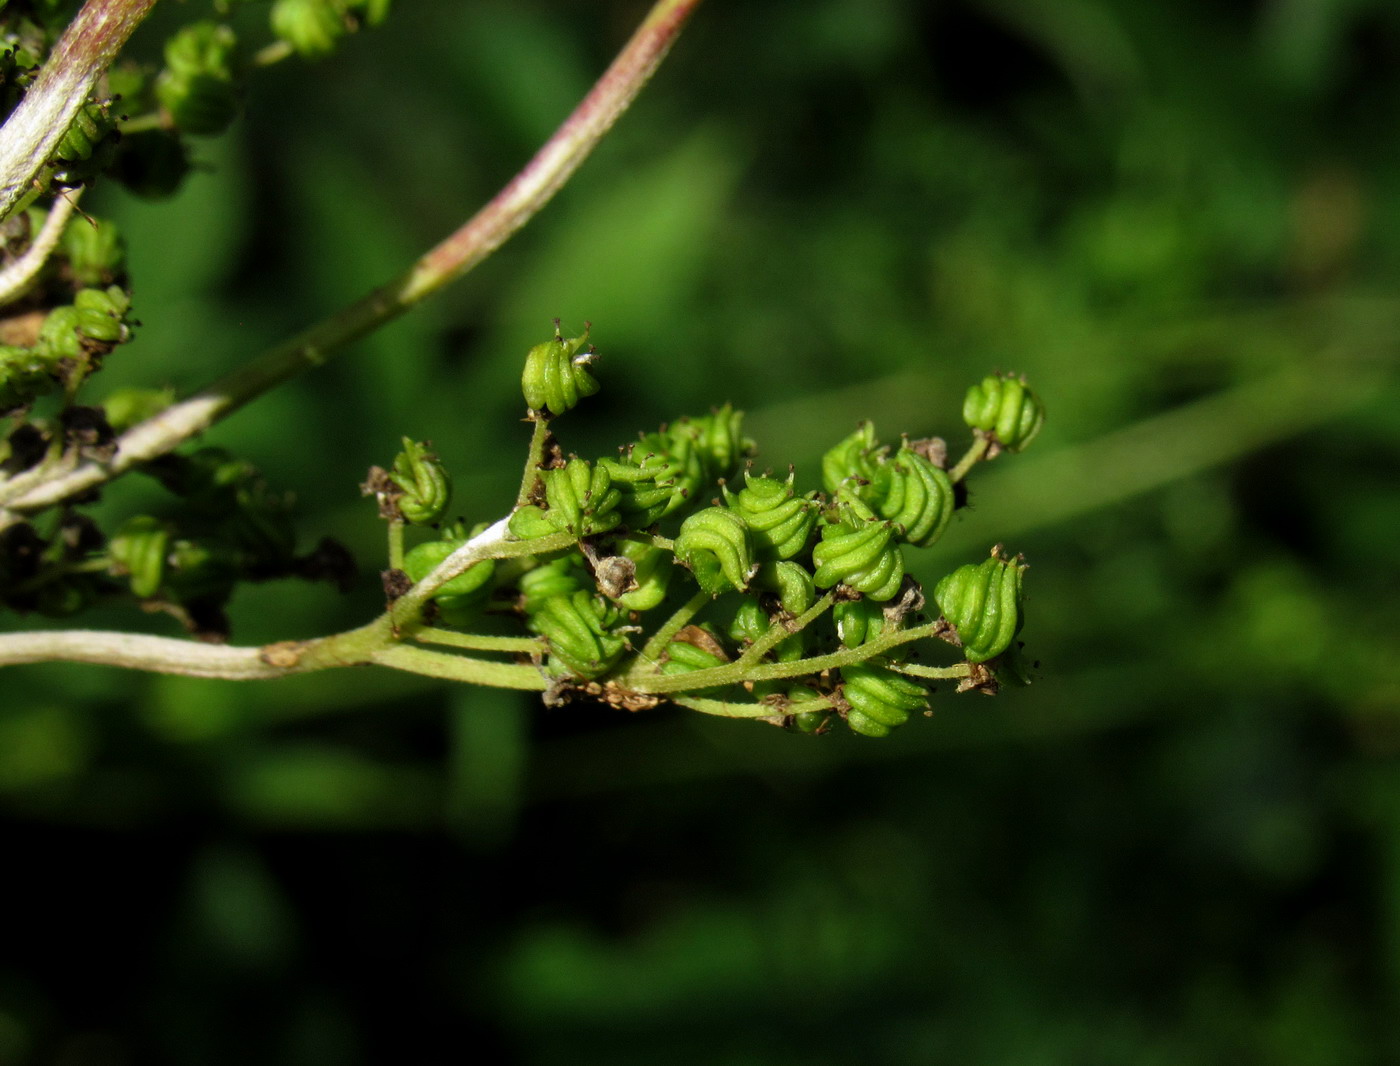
[4,0,1400,1061]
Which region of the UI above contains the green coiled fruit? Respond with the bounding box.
[599,434,701,526]
[784,687,834,734]
[52,102,117,181]
[667,404,751,483]
[509,458,621,538]
[402,537,494,601]
[723,470,817,560]
[107,515,172,599]
[528,590,627,679]
[811,508,904,602]
[833,596,886,648]
[756,560,816,617]
[661,637,729,676]
[521,325,599,416]
[674,506,754,596]
[867,443,954,548]
[610,538,673,612]
[963,373,1045,454]
[517,555,589,615]
[387,437,451,525]
[821,422,880,496]
[72,286,132,346]
[841,662,929,738]
[0,345,57,412]
[933,546,1028,663]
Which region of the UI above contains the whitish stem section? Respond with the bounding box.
[0,190,80,306]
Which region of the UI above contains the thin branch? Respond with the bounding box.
[0,189,81,306]
[0,0,158,222]
[0,628,299,679]
[0,0,705,524]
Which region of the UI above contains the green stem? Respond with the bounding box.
[636,588,709,669]
[889,661,971,681]
[733,590,835,668]
[947,435,990,483]
[0,0,707,525]
[412,627,540,654]
[516,416,551,507]
[386,518,405,570]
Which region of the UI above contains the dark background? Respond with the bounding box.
[4,0,1400,1061]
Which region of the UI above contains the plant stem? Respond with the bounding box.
[636,588,709,668]
[733,590,835,668]
[386,517,405,570]
[516,416,551,507]
[0,0,157,223]
[947,436,990,483]
[0,0,706,525]
[0,189,81,306]
[412,627,540,654]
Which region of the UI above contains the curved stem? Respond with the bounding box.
[733,590,835,668]
[0,0,705,524]
[948,435,991,483]
[0,189,81,307]
[636,588,709,669]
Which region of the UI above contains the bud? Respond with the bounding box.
[521,324,599,416]
[963,373,1045,455]
[933,545,1028,663]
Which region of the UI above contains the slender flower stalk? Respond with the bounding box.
[0,0,705,525]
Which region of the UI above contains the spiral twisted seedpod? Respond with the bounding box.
[821,422,881,496]
[517,554,589,615]
[841,662,929,738]
[402,536,495,608]
[756,559,816,617]
[963,373,1045,456]
[723,470,817,560]
[50,101,118,184]
[107,515,172,599]
[72,286,133,346]
[509,458,621,539]
[933,546,1028,663]
[270,0,346,58]
[867,442,954,548]
[833,595,887,649]
[668,405,751,483]
[600,435,700,527]
[527,589,627,679]
[387,438,451,525]
[662,635,730,676]
[521,325,599,416]
[811,503,904,602]
[0,346,58,411]
[675,506,755,596]
[155,21,243,136]
[164,538,241,604]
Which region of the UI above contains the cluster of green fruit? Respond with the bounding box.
[377,327,1045,737]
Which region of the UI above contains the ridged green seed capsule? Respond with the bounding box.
[821,422,880,496]
[517,555,589,615]
[108,515,172,599]
[756,560,816,617]
[388,438,451,525]
[661,639,729,676]
[868,444,954,548]
[785,687,833,735]
[674,507,754,596]
[521,326,599,416]
[599,433,701,526]
[963,373,1045,454]
[841,662,929,738]
[402,538,494,601]
[668,405,751,483]
[933,546,1028,663]
[834,596,886,648]
[811,511,904,601]
[73,286,132,345]
[611,538,673,612]
[0,345,57,412]
[543,458,621,536]
[528,590,626,679]
[723,470,817,560]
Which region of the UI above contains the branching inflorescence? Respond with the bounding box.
[0,0,1047,737]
